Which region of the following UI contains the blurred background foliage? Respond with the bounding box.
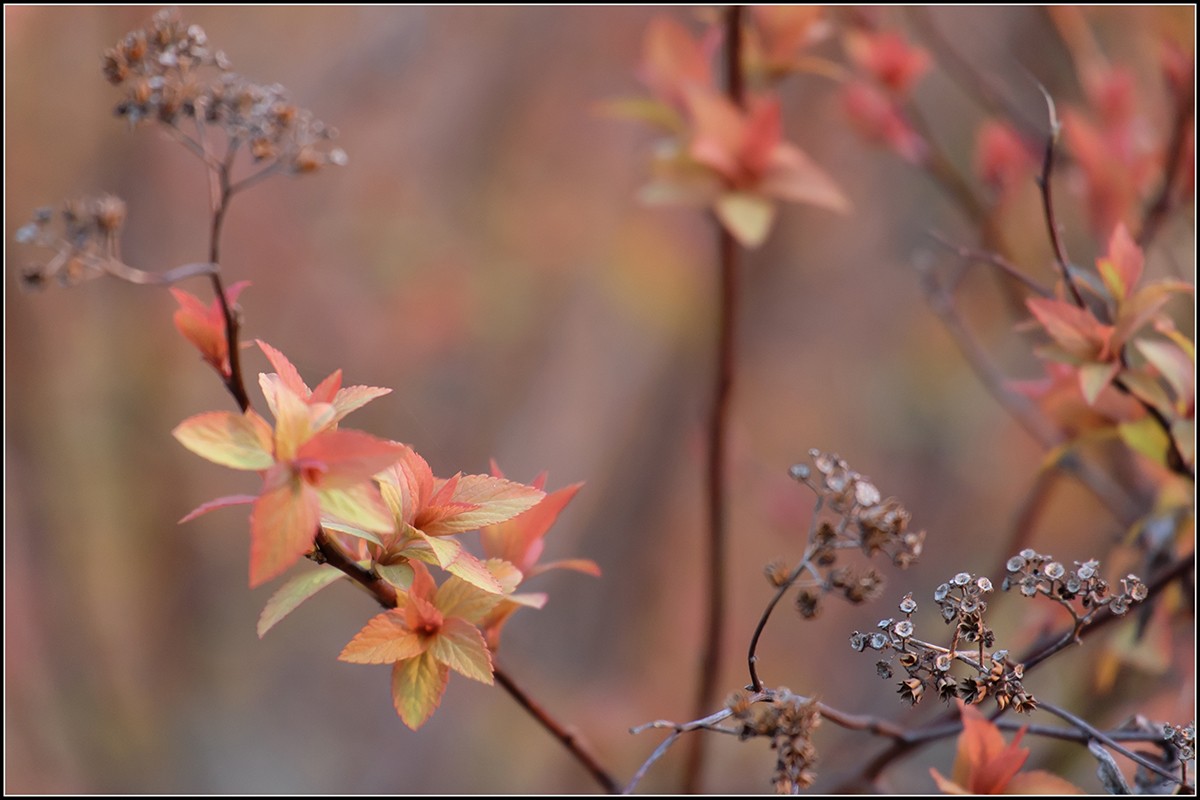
[5,6,1193,793]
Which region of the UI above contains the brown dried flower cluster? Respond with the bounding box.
[16,196,127,289]
[775,450,924,620]
[1002,549,1148,619]
[104,8,346,175]
[790,450,925,568]
[850,572,1037,713]
[728,690,821,794]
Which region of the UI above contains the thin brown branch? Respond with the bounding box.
[630,693,766,794]
[816,703,907,740]
[494,667,619,794]
[905,8,1045,140]
[1139,63,1195,249]
[1034,87,1087,307]
[207,165,251,412]
[1021,548,1194,670]
[1038,701,1183,786]
[683,5,745,793]
[313,529,397,608]
[88,257,219,286]
[927,230,1052,297]
[748,541,819,691]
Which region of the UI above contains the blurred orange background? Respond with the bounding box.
[6,6,1194,794]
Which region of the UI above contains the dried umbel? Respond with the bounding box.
[1002,549,1147,621]
[790,450,925,568]
[850,571,1037,714]
[104,8,346,175]
[770,450,924,621]
[16,196,127,289]
[728,690,821,794]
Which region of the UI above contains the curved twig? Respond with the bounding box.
[1033,85,1086,307]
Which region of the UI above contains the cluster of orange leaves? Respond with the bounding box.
[169,287,598,728]
[606,9,850,247]
[1018,224,1193,472]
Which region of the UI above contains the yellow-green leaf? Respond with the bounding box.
[257,566,345,638]
[318,483,393,533]
[319,521,383,547]
[435,575,505,623]
[444,550,505,595]
[376,562,415,590]
[1078,361,1119,405]
[173,411,273,470]
[392,652,449,730]
[1118,416,1170,464]
[715,192,776,248]
[429,618,494,684]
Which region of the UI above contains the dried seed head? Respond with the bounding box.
[764,559,790,587]
[795,590,821,619]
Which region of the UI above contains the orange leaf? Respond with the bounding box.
[339,609,427,664]
[171,281,248,377]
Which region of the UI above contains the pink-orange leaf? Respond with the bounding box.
[298,430,405,485]
[257,339,391,426]
[844,30,931,96]
[418,474,544,536]
[249,472,321,587]
[639,15,715,110]
[1097,223,1143,302]
[178,493,256,524]
[1027,297,1114,361]
[391,652,449,730]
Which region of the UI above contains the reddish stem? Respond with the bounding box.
[682,6,744,793]
[494,667,619,794]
